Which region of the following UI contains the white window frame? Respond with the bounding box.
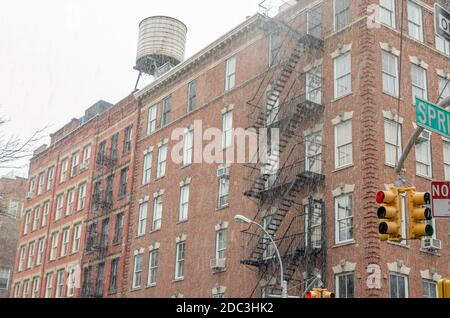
[382,50,399,97]
[77,183,87,211]
[438,76,450,102]
[23,211,31,235]
[82,145,91,167]
[188,80,197,112]
[41,201,49,227]
[18,246,26,271]
[389,273,409,298]
[179,185,190,222]
[132,254,143,289]
[225,56,236,91]
[216,229,227,260]
[334,193,354,244]
[22,279,30,298]
[175,242,185,280]
[55,269,64,298]
[183,129,194,167]
[31,276,40,298]
[27,241,35,268]
[334,120,353,169]
[137,201,148,237]
[148,249,159,286]
[55,194,64,220]
[60,159,68,183]
[45,272,53,298]
[50,232,59,261]
[407,1,423,42]
[157,144,168,178]
[334,53,352,99]
[47,166,54,191]
[335,272,355,298]
[415,130,432,178]
[61,227,70,257]
[70,152,79,177]
[422,279,438,298]
[37,172,45,195]
[222,111,233,149]
[218,173,230,209]
[384,119,402,166]
[307,4,323,38]
[306,64,322,104]
[152,196,163,231]
[147,105,157,135]
[66,188,75,216]
[333,0,350,32]
[436,34,450,56]
[36,237,45,265]
[411,64,428,105]
[443,141,450,180]
[142,151,152,185]
[32,206,40,231]
[72,223,81,253]
[379,0,395,28]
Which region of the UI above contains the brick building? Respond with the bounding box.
[11,0,450,298]
[0,172,27,298]
[10,97,138,298]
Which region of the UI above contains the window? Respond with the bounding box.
[8,200,21,218]
[416,130,432,178]
[384,119,402,166]
[222,111,233,149]
[0,267,11,290]
[47,166,54,191]
[72,223,82,253]
[123,126,132,154]
[71,152,80,177]
[66,188,75,216]
[132,254,143,289]
[225,56,236,91]
[137,202,148,236]
[213,293,225,298]
[22,279,30,298]
[179,185,190,221]
[106,174,114,204]
[50,232,59,261]
[188,80,197,112]
[67,266,76,297]
[111,133,119,161]
[175,242,185,280]
[18,245,26,271]
[45,272,53,298]
[436,35,450,56]
[31,276,40,298]
[305,131,323,174]
[216,230,227,260]
[268,31,282,67]
[336,272,355,298]
[23,210,30,235]
[82,145,91,167]
[422,280,437,298]
[147,105,157,135]
[27,241,35,268]
[335,120,353,169]
[98,141,107,163]
[266,85,280,126]
[390,273,408,298]
[407,1,423,42]
[113,213,124,244]
[56,269,65,298]
[109,258,119,293]
[334,53,351,98]
[307,4,322,38]
[32,206,40,231]
[444,141,450,180]
[37,172,45,195]
[438,76,450,102]
[183,129,193,166]
[162,96,172,127]
[14,282,20,298]
[60,158,68,183]
[61,227,70,257]
[82,266,92,297]
[100,218,109,249]
[78,183,87,210]
[29,177,35,194]
[218,172,230,209]
[55,194,64,220]
[304,203,322,248]
[95,263,105,297]
[142,151,152,185]
[41,201,49,227]
[148,249,159,286]
[335,194,353,244]
[379,0,395,27]
[382,51,399,96]
[263,214,276,259]
[119,168,129,197]
[334,0,350,32]
[306,65,322,104]
[152,195,163,231]
[411,64,427,104]
[157,144,168,178]
[36,237,45,265]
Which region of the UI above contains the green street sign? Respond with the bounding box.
[416,97,450,138]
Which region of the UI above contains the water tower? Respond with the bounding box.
[134,16,187,89]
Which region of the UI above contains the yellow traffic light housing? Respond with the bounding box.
[406,190,433,239]
[376,188,402,242]
[438,276,450,299]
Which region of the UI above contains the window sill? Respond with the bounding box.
[333,164,354,173]
[419,248,440,256]
[332,240,356,248]
[415,174,433,181]
[212,268,227,274]
[387,241,409,249]
[130,287,141,292]
[156,176,166,181]
[177,219,188,225]
[216,205,230,212]
[173,278,184,283]
[146,284,157,289]
[135,234,146,239]
[181,163,192,169]
[332,92,353,103]
[150,229,161,234]
[382,91,402,100]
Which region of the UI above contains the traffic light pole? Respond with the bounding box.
[395,96,450,179]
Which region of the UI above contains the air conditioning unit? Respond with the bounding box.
[210,258,226,270]
[80,161,89,171]
[26,192,34,200]
[421,238,442,251]
[217,167,229,178]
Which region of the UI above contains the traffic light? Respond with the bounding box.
[376,187,402,242]
[406,190,433,239]
[305,288,335,298]
[438,276,450,298]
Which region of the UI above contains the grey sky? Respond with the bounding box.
[0,0,271,177]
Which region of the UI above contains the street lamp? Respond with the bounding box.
[234,214,288,298]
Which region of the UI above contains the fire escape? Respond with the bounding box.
[81,146,118,298]
[240,8,326,297]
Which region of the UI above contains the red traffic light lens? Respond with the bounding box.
[305,292,312,299]
[376,191,385,204]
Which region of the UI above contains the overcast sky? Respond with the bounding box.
[0,0,281,177]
